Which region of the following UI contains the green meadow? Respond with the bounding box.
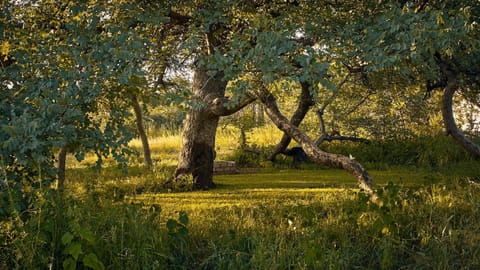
[25,129,476,270]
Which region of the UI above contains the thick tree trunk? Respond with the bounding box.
[268,82,314,161]
[132,96,153,169]
[258,89,375,195]
[57,143,68,191]
[175,67,227,189]
[174,67,255,189]
[441,70,480,159]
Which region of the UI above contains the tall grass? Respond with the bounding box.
[127,124,282,165]
[7,127,478,269]
[3,158,480,268]
[15,172,475,269]
[130,175,480,269]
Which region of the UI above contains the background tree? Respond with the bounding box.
[338,0,480,157]
[0,0,167,225]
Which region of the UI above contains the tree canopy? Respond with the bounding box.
[1,0,479,194]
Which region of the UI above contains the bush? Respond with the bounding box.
[320,134,476,169]
[228,147,267,168]
[0,188,171,269]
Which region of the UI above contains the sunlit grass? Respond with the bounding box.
[131,187,351,212]
[58,126,480,268]
[118,167,437,223]
[124,124,281,167]
[118,170,479,269]
[247,124,284,147]
[126,126,241,167]
[51,130,480,269]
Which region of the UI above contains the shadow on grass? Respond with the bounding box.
[213,168,439,191]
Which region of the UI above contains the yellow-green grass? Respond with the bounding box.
[58,157,480,269]
[122,170,478,269]
[125,167,434,214]
[67,123,295,169]
[9,128,480,269]
[214,168,435,189]
[128,124,284,165]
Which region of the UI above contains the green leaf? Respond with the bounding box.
[63,258,77,270]
[119,73,129,84]
[77,227,96,244]
[61,232,74,245]
[64,242,82,261]
[178,226,189,237]
[179,211,189,226]
[83,253,105,270]
[166,219,178,231]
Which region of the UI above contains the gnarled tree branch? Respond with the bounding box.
[439,60,480,159]
[256,86,375,196]
[268,81,315,161]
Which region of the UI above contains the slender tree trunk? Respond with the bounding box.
[239,127,247,148]
[132,95,153,169]
[258,89,375,196]
[57,143,68,191]
[441,70,480,158]
[268,81,315,161]
[175,67,227,189]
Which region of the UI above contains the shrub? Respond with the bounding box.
[321,134,475,169]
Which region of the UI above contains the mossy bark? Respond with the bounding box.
[175,67,226,189]
[57,144,68,191]
[439,60,480,159]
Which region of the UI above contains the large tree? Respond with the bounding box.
[164,1,377,193]
[164,2,261,189]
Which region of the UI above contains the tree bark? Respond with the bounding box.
[132,95,153,169]
[57,143,68,191]
[268,81,315,161]
[441,69,480,159]
[175,67,227,189]
[174,65,256,189]
[257,88,375,195]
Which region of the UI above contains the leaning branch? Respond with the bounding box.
[256,85,375,197]
[268,81,315,161]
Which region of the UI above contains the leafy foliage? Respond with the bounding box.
[1,0,479,268]
[0,0,166,224]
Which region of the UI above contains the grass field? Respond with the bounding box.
[58,128,480,269]
[7,129,480,269]
[60,164,479,269]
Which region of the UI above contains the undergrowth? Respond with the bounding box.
[320,134,478,170]
[2,167,479,269]
[2,131,480,269]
